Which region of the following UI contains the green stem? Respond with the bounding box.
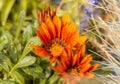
[8,64,17,76]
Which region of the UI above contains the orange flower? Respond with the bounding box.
[50,44,99,84]
[31,13,87,64]
[37,7,56,25]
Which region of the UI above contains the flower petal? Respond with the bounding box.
[76,36,87,46]
[50,66,59,72]
[85,72,95,78]
[53,16,61,38]
[77,44,86,63]
[60,49,68,60]
[62,14,71,26]
[61,60,67,70]
[65,23,77,44]
[30,45,50,57]
[50,59,65,73]
[72,54,78,67]
[50,56,56,64]
[80,64,91,73]
[36,29,48,46]
[45,18,56,38]
[61,23,77,45]
[61,25,69,43]
[39,23,51,44]
[56,60,66,72]
[81,54,92,64]
[87,64,99,72]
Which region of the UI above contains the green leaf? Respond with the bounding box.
[23,64,43,79]
[0,0,3,11]
[11,71,24,84]
[0,0,15,25]
[48,72,58,84]
[0,80,17,84]
[15,11,26,39]
[21,37,41,60]
[22,24,33,43]
[4,41,21,64]
[0,38,8,51]
[16,56,36,68]
[0,31,13,51]
[39,79,46,84]
[10,40,22,63]
[40,57,49,69]
[1,31,13,41]
[28,36,42,46]
[0,53,12,72]
[19,0,27,11]
[45,67,52,78]
[94,68,112,75]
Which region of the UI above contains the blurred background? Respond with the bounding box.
[0,0,101,29]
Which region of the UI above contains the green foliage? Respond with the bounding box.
[0,3,61,83]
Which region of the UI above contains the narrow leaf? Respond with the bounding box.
[0,53,12,72]
[11,71,24,84]
[16,56,36,68]
[0,80,17,84]
[1,0,15,25]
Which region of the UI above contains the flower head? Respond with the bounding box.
[31,12,87,64]
[51,44,99,84]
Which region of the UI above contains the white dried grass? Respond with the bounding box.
[86,0,120,84]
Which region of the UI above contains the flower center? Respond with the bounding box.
[67,67,80,75]
[49,43,64,56]
[49,38,65,57]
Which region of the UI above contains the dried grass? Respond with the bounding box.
[86,0,120,84]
